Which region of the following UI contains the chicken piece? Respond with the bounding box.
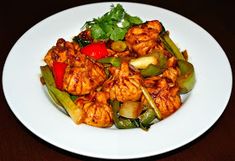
[44,38,106,96]
[103,62,142,102]
[44,38,80,68]
[63,54,106,95]
[125,20,164,57]
[166,56,177,68]
[162,67,179,85]
[142,67,181,118]
[107,48,131,58]
[75,91,113,127]
[148,79,181,118]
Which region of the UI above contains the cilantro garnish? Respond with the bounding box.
[83,4,143,41]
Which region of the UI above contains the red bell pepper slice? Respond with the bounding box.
[81,42,108,60]
[52,62,67,90]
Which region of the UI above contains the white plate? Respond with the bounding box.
[2,2,232,159]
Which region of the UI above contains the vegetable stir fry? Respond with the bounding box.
[40,4,195,130]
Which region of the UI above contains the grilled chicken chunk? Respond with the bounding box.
[44,38,80,68]
[44,38,106,96]
[125,20,164,57]
[103,62,142,102]
[75,91,113,127]
[143,67,181,118]
[63,54,106,95]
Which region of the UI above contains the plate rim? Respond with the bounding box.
[2,2,233,159]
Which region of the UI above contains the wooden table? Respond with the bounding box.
[1,0,234,160]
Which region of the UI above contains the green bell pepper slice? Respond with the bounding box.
[160,31,185,60]
[98,57,121,67]
[140,64,163,77]
[177,60,196,94]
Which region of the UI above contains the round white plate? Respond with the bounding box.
[2,2,232,159]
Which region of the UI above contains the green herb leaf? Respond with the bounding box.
[122,19,130,28]
[125,14,143,25]
[110,27,127,41]
[109,4,125,21]
[91,24,106,39]
[83,4,143,41]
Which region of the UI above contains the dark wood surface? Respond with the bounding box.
[1,0,234,160]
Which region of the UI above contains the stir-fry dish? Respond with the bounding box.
[40,4,195,130]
